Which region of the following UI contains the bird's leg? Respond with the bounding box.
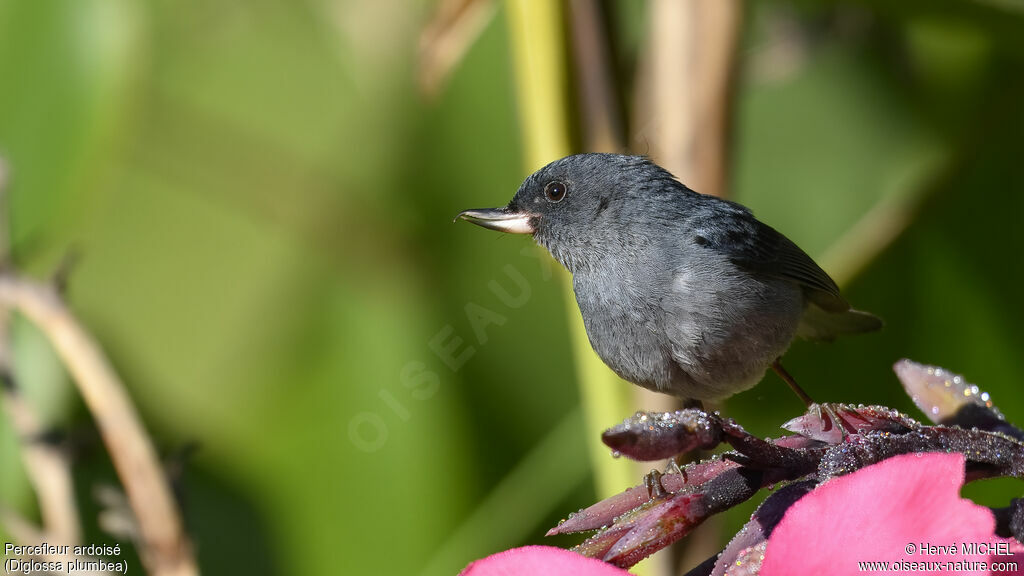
[771,360,851,438]
[681,398,705,411]
[771,360,815,407]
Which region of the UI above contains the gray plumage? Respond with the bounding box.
[458,153,881,402]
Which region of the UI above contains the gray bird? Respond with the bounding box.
[456,153,880,405]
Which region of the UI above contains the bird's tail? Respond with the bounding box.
[796,305,883,342]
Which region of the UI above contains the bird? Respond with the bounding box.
[456,153,880,407]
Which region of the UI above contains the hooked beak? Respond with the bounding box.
[454,207,535,234]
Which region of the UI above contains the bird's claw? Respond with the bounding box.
[667,458,688,484]
[644,469,669,499]
[812,403,859,442]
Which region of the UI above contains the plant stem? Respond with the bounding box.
[504,0,634,502]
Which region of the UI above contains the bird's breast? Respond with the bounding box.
[571,270,678,390]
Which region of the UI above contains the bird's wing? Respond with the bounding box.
[702,206,849,312]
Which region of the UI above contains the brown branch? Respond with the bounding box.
[691,0,741,199]
[0,275,197,576]
[632,0,693,182]
[0,508,109,576]
[418,0,497,98]
[0,379,81,544]
[569,0,623,152]
[631,0,741,198]
[0,155,83,546]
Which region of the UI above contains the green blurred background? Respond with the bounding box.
[0,0,1022,574]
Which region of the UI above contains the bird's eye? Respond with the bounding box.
[544,181,567,203]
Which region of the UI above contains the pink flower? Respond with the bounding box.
[459,545,632,576]
[760,452,1024,576]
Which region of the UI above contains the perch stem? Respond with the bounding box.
[0,275,197,576]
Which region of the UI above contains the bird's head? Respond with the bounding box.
[456,153,683,272]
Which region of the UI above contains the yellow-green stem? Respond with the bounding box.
[503,0,633,502]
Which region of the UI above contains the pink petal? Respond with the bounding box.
[459,545,632,576]
[762,453,1022,576]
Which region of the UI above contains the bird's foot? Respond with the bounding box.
[821,403,860,437]
[784,402,859,444]
[644,469,669,499]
